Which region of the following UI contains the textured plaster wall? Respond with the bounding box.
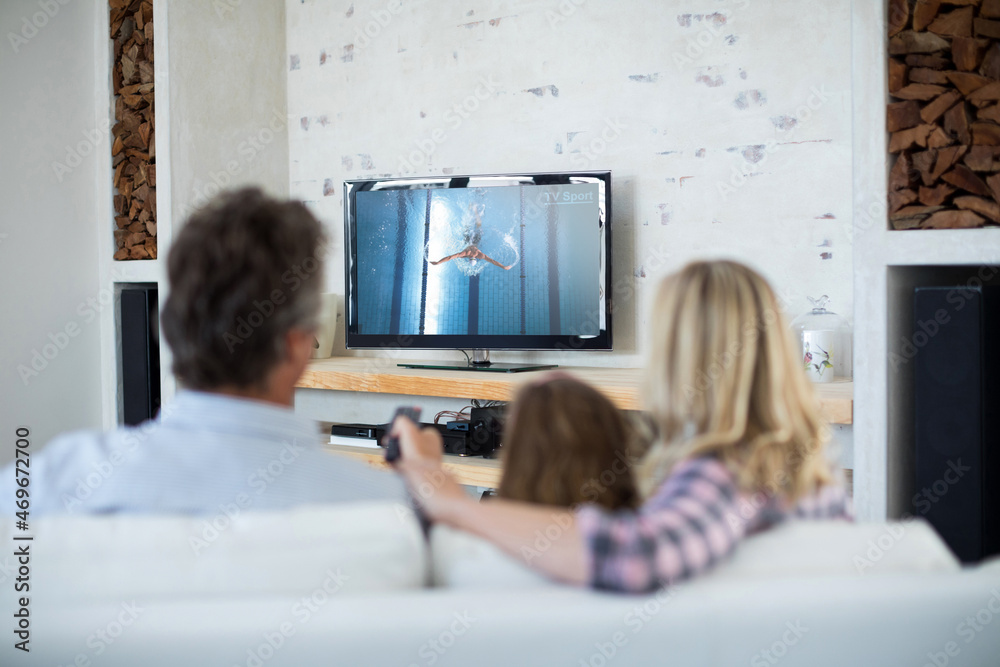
[287,0,854,367]
[0,0,105,465]
[168,0,290,224]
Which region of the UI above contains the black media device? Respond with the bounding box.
[469,406,505,457]
[344,171,612,372]
[913,286,999,563]
[331,423,384,440]
[120,285,161,426]
[383,407,422,463]
[443,406,505,457]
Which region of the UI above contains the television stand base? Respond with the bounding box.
[397,361,558,374]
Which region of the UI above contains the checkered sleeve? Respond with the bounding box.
[575,458,744,593]
[793,479,854,520]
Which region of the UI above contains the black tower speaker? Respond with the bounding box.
[120,286,161,426]
[913,286,999,562]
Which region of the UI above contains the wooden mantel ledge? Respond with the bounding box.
[299,357,853,425]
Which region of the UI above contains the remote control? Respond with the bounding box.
[384,406,422,463]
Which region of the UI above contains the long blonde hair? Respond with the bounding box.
[639,260,834,501]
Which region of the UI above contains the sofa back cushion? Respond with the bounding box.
[7,502,426,603]
[430,524,559,588]
[430,518,959,588]
[710,518,959,579]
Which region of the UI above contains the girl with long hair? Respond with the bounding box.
[497,374,638,511]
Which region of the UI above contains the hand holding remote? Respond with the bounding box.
[384,406,422,463]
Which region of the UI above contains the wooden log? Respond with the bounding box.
[955,194,1000,221]
[123,132,146,150]
[921,90,962,122]
[906,54,951,68]
[927,125,955,147]
[942,163,994,195]
[972,120,1000,144]
[890,205,943,229]
[891,188,920,212]
[928,6,974,37]
[890,124,936,152]
[909,67,951,85]
[922,209,986,227]
[893,83,948,100]
[979,104,1000,123]
[913,0,943,32]
[889,153,914,191]
[983,0,1000,19]
[913,149,939,185]
[986,171,1000,201]
[132,183,150,203]
[113,161,125,189]
[890,30,951,55]
[931,145,969,182]
[946,71,990,96]
[968,81,1000,106]
[945,101,972,144]
[975,17,1000,39]
[982,44,1000,80]
[888,100,924,131]
[964,145,1000,170]
[889,58,908,93]
[918,183,955,205]
[889,0,910,36]
[953,37,991,70]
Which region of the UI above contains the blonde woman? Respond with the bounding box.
[392,260,851,593]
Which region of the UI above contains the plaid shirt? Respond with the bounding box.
[575,456,853,592]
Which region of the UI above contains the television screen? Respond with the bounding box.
[344,172,611,351]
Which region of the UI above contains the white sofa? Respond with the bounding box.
[1,502,998,667]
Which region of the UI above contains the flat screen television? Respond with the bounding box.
[343,171,611,372]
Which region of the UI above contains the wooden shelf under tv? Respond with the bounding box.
[298,357,854,425]
[326,443,503,488]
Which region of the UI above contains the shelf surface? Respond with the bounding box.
[300,357,853,424]
[326,443,502,488]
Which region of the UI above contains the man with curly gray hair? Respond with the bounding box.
[1,188,406,514]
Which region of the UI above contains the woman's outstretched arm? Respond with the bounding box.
[391,417,589,585]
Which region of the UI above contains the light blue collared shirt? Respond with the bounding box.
[0,391,408,515]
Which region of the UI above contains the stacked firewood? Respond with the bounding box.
[111,0,156,259]
[888,0,1000,229]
